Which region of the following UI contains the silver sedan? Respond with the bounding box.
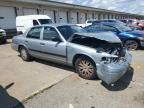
[12,24,132,84]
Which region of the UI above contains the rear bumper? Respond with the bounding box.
[97,52,132,84]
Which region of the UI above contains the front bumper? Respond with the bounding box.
[0,36,7,43]
[97,51,132,84]
[11,43,18,51]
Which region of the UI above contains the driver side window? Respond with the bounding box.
[33,20,39,26]
[43,27,60,41]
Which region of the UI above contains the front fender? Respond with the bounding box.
[66,45,97,67]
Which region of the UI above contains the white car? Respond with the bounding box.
[16,15,53,34]
[0,28,6,44]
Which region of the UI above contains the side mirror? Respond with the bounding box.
[52,36,62,42]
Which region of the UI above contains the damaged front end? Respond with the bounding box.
[96,43,132,85]
[69,32,132,84]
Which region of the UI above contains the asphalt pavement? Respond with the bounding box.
[23,50,144,108]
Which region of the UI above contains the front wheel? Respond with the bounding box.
[75,57,97,80]
[20,47,31,61]
[124,40,139,50]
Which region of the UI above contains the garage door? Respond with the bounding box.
[23,8,37,15]
[58,11,67,23]
[70,12,77,24]
[0,6,16,29]
[87,13,93,20]
[105,14,108,19]
[79,13,85,23]
[94,14,98,19]
[43,10,54,22]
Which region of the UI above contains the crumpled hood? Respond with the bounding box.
[125,30,144,38]
[75,32,121,43]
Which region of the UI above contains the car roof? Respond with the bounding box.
[34,23,77,28]
[92,21,118,26]
[16,15,51,20]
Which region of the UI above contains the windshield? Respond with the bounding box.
[38,19,52,24]
[57,25,86,40]
[114,24,132,32]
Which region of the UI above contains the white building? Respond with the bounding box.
[0,0,143,31]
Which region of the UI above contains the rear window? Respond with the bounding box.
[38,19,52,24]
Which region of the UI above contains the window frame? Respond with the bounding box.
[42,26,62,42]
[33,20,39,26]
[26,26,43,40]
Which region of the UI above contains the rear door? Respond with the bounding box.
[25,27,43,57]
[40,26,67,64]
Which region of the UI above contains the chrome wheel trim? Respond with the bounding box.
[78,60,94,77]
[125,40,138,50]
[21,49,27,60]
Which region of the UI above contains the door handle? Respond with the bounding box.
[40,43,45,45]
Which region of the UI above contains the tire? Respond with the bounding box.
[75,56,97,80]
[3,39,7,44]
[20,47,31,61]
[124,40,139,50]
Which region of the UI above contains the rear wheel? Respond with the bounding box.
[20,47,31,61]
[124,40,139,50]
[75,57,97,80]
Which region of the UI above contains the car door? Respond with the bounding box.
[40,26,67,64]
[25,26,43,57]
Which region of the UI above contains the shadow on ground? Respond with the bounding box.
[0,83,24,108]
[137,47,144,50]
[35,58,75,72]
[35,58,134,91]
[0,41,11,45]
[101,67,134,91]
[18,54,75,73]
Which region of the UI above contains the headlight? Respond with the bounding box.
[101,57,119,63]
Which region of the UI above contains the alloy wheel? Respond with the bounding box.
[125,40,138,50]
[21,48,28,60]
[78,60,95,78]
